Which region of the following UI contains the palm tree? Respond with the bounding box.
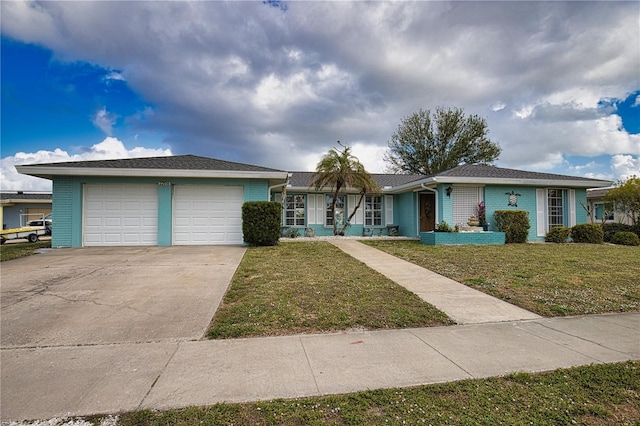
[310,142,381,235]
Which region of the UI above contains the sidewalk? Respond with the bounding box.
[2,313,638,422]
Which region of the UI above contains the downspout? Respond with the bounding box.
[419,183,439,236]
[268,173,292,200]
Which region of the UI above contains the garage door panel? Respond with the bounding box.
[84,184,158,246]
[173,185,243,245]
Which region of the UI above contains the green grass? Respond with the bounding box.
[207,242,453,339]
[0,240,51,262]
[100,361,640,425]
[364,241,640,317]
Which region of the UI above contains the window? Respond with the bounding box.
[325,194,345,226]
[365,195,383,226]
[547,189,565,228]
[284,194,306,226]
[594,202,614,222]
[452,186,481,227]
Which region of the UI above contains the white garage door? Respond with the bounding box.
[173,185,244,245]
[84,184,158,246]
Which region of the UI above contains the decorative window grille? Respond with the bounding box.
[547,189,565,228]
[364,195,383,226]
[452,186,481,227]
[284,194,306,226]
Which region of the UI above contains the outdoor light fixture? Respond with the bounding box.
[446,186,453,197]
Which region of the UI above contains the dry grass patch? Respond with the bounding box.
[365,241,640,317]
[207,241,452,338]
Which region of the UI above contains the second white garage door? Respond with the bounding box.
[173,185,244,245]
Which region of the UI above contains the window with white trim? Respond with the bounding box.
[594,202,614,222]
[452,186,482,227]
[325,194,345,227]
[364,195,383,226]
[284,194,306,226]
[547,189,565,228]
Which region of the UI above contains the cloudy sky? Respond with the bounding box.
[2,0,639,191]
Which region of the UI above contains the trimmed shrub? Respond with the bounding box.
[242,201,281,246]
[570,223,604,244]
[494,210,530,243]
[602,223,633,242]
[611,231,640,246]
[545,226,571,243]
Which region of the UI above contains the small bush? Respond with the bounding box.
[602,223,632,242]
[611,231,640,246]
[545,226,571,243]
[242,201,281,246]
[571,223,604,244]
[435,221,453,232]
[494,210,530,243]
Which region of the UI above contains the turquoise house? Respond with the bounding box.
[17,156,611,247]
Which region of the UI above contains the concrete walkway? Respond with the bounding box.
[329,239,541,324]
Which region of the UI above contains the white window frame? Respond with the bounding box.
[594,201,614,222]
[536,188,576,235]
[364,195,383,226]
[547,188,565,229]
[284,194,306,227]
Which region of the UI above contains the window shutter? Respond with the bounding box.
[385,195,394,225]
[275,193,283,224]
[536,189,546,236]
[568,189,576,227]
[348,195,356,224]
[316,194,324,225]
[307,193,316,224]
[355,195,364,224]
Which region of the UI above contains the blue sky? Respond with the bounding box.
[1,1,639,190]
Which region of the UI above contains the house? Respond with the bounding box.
[280,164,612,242]
[586,187,632,225]
[17,155,612,247]
[1,191,52,230]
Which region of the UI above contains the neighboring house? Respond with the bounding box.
[586,187,632,225]
[1,191,52,230]
[17,156,612,247]
[280,164,612,241]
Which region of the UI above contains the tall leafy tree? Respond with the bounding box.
[606,176,640,225]
[310,142,380,235]
[385,107,501,175]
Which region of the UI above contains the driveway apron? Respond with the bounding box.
[1,246,246,347]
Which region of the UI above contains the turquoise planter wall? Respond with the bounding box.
[420,231,505,245]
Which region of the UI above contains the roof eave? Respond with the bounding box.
[435,177,613,187]
[16,165,289,181]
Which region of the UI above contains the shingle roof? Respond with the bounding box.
[433,164,608,182]
[27,154,285,173]
[289,171,424,188]
[0,192,52,201]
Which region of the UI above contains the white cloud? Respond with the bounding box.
[1,138,172,191]
[611,154,640,180]
[92,107,117,136]
[491,102,506,112]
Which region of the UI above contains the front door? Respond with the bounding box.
[420,193,436,232]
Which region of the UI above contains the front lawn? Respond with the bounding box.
[365,241,640,317]
[0,240,51,262]
[207,242,453,339]
[109,361,640,425]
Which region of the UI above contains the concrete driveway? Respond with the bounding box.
[1,246,246,348]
